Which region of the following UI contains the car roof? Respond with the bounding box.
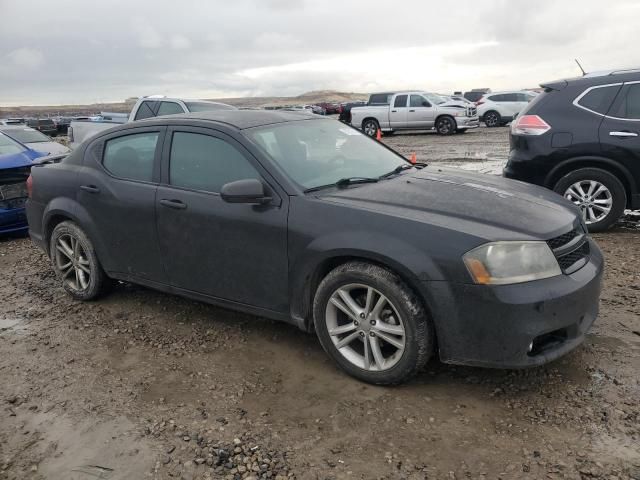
[135,109,323,130]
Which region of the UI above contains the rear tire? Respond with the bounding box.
[313,261,434,385]
[483,111,501,127]
[362,119,380,137]
[553,168,626,232]
[50,221,110,300]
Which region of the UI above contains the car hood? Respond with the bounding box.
[0,149,44,170]
[318,166,580,241]
[24,141,70,155]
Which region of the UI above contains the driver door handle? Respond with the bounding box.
[159,199,187,210]
[409,109,415,112]
[609,131,638,138]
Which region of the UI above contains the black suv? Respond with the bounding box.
[505,68,640,232]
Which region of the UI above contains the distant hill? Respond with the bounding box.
[0,90,368,117]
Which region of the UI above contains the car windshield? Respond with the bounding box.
[245,120,408,190]
[4,128,50,143]
[0,133,26,156]
[184,101,236,112]
[423,93,447,105]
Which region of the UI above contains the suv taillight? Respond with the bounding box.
[511,115,551,136]
[26,174,33,199]
[475,100,485,106]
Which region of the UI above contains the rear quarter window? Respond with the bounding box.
[575,85,621,115]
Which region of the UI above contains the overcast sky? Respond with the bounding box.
[1,0,639,106]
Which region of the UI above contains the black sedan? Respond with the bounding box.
[26,111,603,384]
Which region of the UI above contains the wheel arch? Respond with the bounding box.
[361,117,380,127]
[295,251,437,335]
[544,156,637,207]
[42,199,110,268]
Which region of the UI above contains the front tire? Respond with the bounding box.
[313,262,434,385]
[435,116,456,135]
[50,221,109,300]
[362,119,380,137]
[553,168,626,232]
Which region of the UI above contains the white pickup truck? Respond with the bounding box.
[350,91,479,136]
[68,96,235,149]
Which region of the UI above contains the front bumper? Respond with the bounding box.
[425,238,603,368]
[0,206,28,235]
[456,116,480,129]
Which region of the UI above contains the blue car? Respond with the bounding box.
[0,132,47,235]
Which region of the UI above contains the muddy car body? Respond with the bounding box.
[26,111,603,384]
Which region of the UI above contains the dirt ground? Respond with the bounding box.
[1,127,639,480]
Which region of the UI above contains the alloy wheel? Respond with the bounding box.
[54,233,92,291]
[363,121,377,137]
[485,112,499,127]
[564,180,613,224]
[437,118,453,135]
[325,283,406,371]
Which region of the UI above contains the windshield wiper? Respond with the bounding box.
[304,177,379,193]
[379,162,427,179]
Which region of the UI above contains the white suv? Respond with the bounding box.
[477,91,537,127]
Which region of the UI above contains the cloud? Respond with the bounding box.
[7,48,44,70]
[170,34,191,50]
[0,0,639,105]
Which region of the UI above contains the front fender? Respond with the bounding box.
[289,229,446,331]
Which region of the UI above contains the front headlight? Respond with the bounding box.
[463,241,561,285]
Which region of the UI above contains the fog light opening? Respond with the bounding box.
[527,328,568,357]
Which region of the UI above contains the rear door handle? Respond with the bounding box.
[409,109,415,112]
[159,199,187,210]
[80,185,100,194]
[609,131,638,138]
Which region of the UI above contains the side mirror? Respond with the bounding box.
[220,178,272,205]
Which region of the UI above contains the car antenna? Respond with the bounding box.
[575,58,586,76]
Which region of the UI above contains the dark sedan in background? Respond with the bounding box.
[26,111,603,384]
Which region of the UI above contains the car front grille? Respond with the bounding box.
[556,241,590,271]
[466,107,477,117]
[546,226,590,274]
[547,228,579,250]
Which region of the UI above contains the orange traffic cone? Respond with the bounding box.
[410,152,417,164]
[376,129,382,141]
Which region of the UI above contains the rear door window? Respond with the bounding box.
[169,132,260,193]
[103,132,159,182]
[489,94,506,102]
[609,83,640,119]
[393,95,408,108]
[576,85,621,115]
[157,102,184,116]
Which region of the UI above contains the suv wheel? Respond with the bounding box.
[50,221,110,300]
[313,261,434,385]
[435,116,456,135]
[362,119,379,137]
[483,111,501,127]
[553,168,627,232]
